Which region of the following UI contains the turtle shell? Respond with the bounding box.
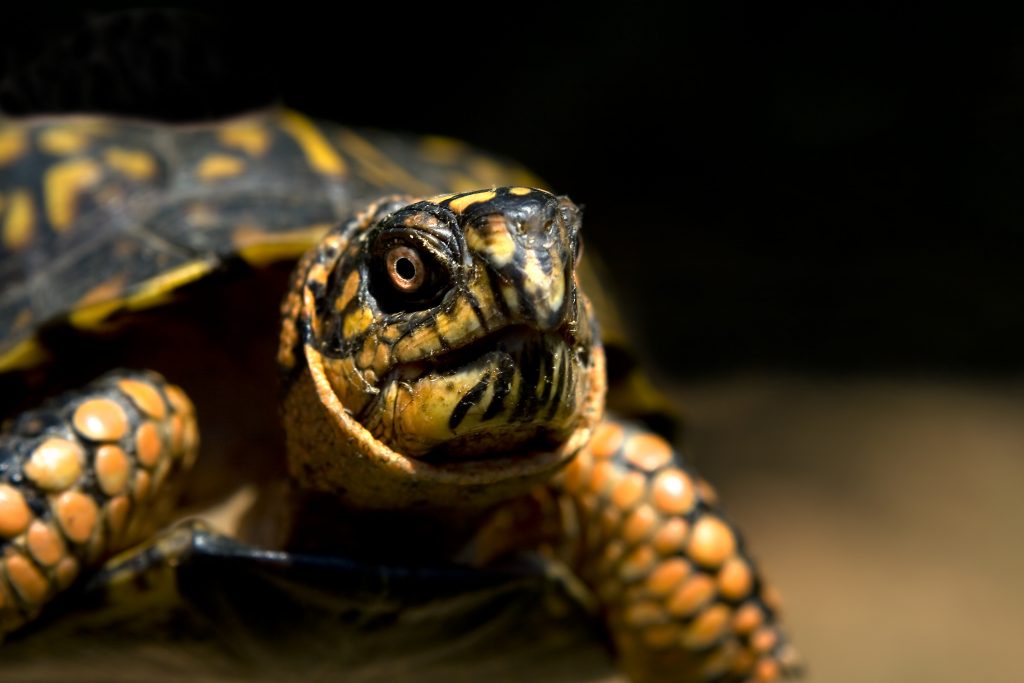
[0,109,540,371]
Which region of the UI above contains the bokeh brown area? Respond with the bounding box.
[673,375,1024,683]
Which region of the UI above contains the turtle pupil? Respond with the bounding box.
[395,257,416,281]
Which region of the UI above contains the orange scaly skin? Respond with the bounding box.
[551,420,800,683]
[0,371,197,633]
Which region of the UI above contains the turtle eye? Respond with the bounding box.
[370,234,452,313]
[386,246,426,293]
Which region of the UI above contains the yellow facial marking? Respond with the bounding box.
[0,127,28,166]
[548,260,566,312]
[44,159,103,232]
[38,127,90,155]
[2,189,36,250]
[232,224,331,267]
[435,297,483,343]
[196,153,246,181]
[306,262,329,287]
[428,192,456,204]
[218,122,271,156]
[390,364,494,450]
[521,251,547,290]
[278,110,347,176]
[500,282,520,314]
[448,190,497,214]
[104,148,158,181]
[466,219,516,267]
[392,322,444,362]
[343,307,374,337]
[371,342,391,376]
[356,337,377,370]
[335,270,361,312]
[336,130,438,195]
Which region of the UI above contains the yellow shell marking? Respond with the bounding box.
[44,159,103,232]
[196,154,246,181]
[104,148,158,181]
[2,189,36,250]
[232,224,331,267]
[0,128,28,167]
[278,110,347,176]
[13,309,32,331]
[68,276,128,330]
[448,190,496,214]
[122,260,217,312]
[445,172,482,193]
[508,187,533,196]
[336,130,438,195]
[38,128,90,155]
[469,157,509,187]
[0,338,46,372]
[418,135,468,164]
[218,122,271,156]
[69,260,215,330]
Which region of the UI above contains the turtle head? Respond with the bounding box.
[281,187,605,508]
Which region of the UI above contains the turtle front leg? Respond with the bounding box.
[472,419,801,683]
[553,419,800,682]
[0,370,198,634]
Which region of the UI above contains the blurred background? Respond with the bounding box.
[2,5,1022,682]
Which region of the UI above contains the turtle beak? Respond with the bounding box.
[474,216,580,335]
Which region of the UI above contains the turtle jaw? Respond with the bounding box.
[359,325,592,461]
[285,330,605,510]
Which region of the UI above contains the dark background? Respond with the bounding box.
[3,5,1023,379]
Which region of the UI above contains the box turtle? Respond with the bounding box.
[0,110,800,682]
